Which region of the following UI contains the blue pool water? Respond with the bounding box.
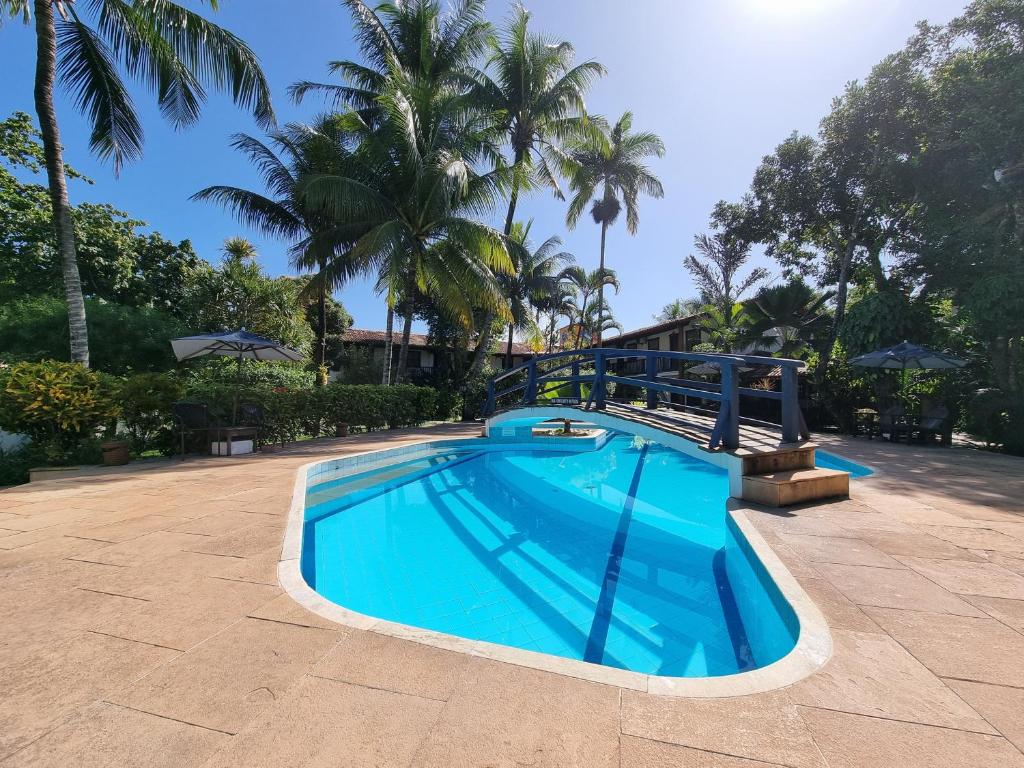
[302,435,801,677]
[816,450,873,478]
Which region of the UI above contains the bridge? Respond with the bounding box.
[482,348,849,506]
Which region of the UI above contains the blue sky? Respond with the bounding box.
[1,0,968,335]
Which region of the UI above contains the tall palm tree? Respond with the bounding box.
[1,0,274,367]
[500,221,574,367]
[301,80,514,384]
[290,0,494,384]
[193,118,367,378]
[565,111,664,345]
[466,4,604,373]
[684,230,768,316]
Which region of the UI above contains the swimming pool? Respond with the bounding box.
[300,434,801,678]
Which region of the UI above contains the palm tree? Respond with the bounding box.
[684,230,768,316]
[500,221,574,367]
[565,111,664,345]
[2,0,274,367]
[193,118,367,378]
[301,80,514,384]
[742,278,833,358]
[655,297,703,322]
[466,3,604,372]
[290,0,495,384]
[221,237,259,263]
[559,266,620,349]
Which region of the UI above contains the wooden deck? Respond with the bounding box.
[555,401,811,456]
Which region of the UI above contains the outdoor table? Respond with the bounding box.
[854,409,878,438]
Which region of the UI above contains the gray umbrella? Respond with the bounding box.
[850,341,965,399]
[849,341,966,371]
[171,330,303,422]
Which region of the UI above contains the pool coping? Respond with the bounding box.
[278,437,833,698]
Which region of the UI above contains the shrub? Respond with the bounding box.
[0,360,119,447]
[119,373,184,454]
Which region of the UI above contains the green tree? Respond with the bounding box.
[565,111,664,343]
[559,265,620,349]
[685,213,768,315]
[466,3,604,373]
[0,295,186,374]
[499,221,574,367]
[0,112,209,311]
[1,0,274,366]
[742,278,833,358]
[655,297,702,322]
[194,118,367,377]
[186,240,313,352]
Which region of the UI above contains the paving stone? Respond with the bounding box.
[896,556,1024,599]
[203,676,443,768]
[919,525,1024,555]
[944,680,1024,754]
[796,577,883,633]
[963,594,1024,632]
[620,736,787,767]
[779,533,905,569]
[620,689,824,768]
[855,528,980,560]
[2,702,228,768]
[814,562,985,617]
[798,706,1024,768]
[787,629,995,732]
[313,631,469,701]
[864,607,1024,688]
[108,618,338,734]
[411,658,620,768]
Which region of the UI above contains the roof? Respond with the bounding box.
[603,314,701,345]
[343,328,534,356]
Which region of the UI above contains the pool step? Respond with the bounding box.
[741,468,850,507]
[740,445,816,476]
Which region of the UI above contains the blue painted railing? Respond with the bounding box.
[482,348,809,450]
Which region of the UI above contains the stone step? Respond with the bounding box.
[741,468,850,507]
[740,446,816,475]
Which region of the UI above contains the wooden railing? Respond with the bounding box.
[482,348,809,450]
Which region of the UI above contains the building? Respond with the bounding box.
[600,315,708,376]
[337,328,535,379]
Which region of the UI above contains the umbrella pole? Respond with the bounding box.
[234,353,242,425]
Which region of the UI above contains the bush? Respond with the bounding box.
[0,360,119,447]
[119,373,184,454]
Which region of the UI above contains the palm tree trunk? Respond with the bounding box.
[505,324,514,369]
[315,259,327,383]
[595,219,608,347]
[468,150,524,377]
[33,0,89,367]
[381,305,395,386]
[396,305,414,383]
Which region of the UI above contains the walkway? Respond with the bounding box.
[1,425,1024,767]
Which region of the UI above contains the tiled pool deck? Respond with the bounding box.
[2,424,1024,767]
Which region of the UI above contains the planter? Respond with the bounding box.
[100,440,131,466]
[335,423,350,438]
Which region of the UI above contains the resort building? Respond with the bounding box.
[337,328,535,378]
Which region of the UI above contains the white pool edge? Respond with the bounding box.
[279,437,833,698]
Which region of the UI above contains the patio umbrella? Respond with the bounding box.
[171,330,303,422]
[850,340,965,397]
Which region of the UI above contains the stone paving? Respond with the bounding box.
[1,425,1023,767]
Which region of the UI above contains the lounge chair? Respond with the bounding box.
[171,402,216,459]
[877,404,909,442]
[913,403,952,446]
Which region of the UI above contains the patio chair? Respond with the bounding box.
[877,404,909,442]
[171,402,215,459]
[914,403,952,446]
[237,402,268,449]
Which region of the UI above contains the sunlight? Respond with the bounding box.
[739,0,842,18]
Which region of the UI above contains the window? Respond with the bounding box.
[685,328,701,350]
[647,337,660,351]
[626,342,638,350]
[407,350,422,368]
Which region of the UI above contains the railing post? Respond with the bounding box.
[781,365,801,443]
[571,359,581,402]
[720,361,740,449]
[523,359,538,405]
[594,351,605,410]
[484,379,495,417]
[646,353,658,410]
